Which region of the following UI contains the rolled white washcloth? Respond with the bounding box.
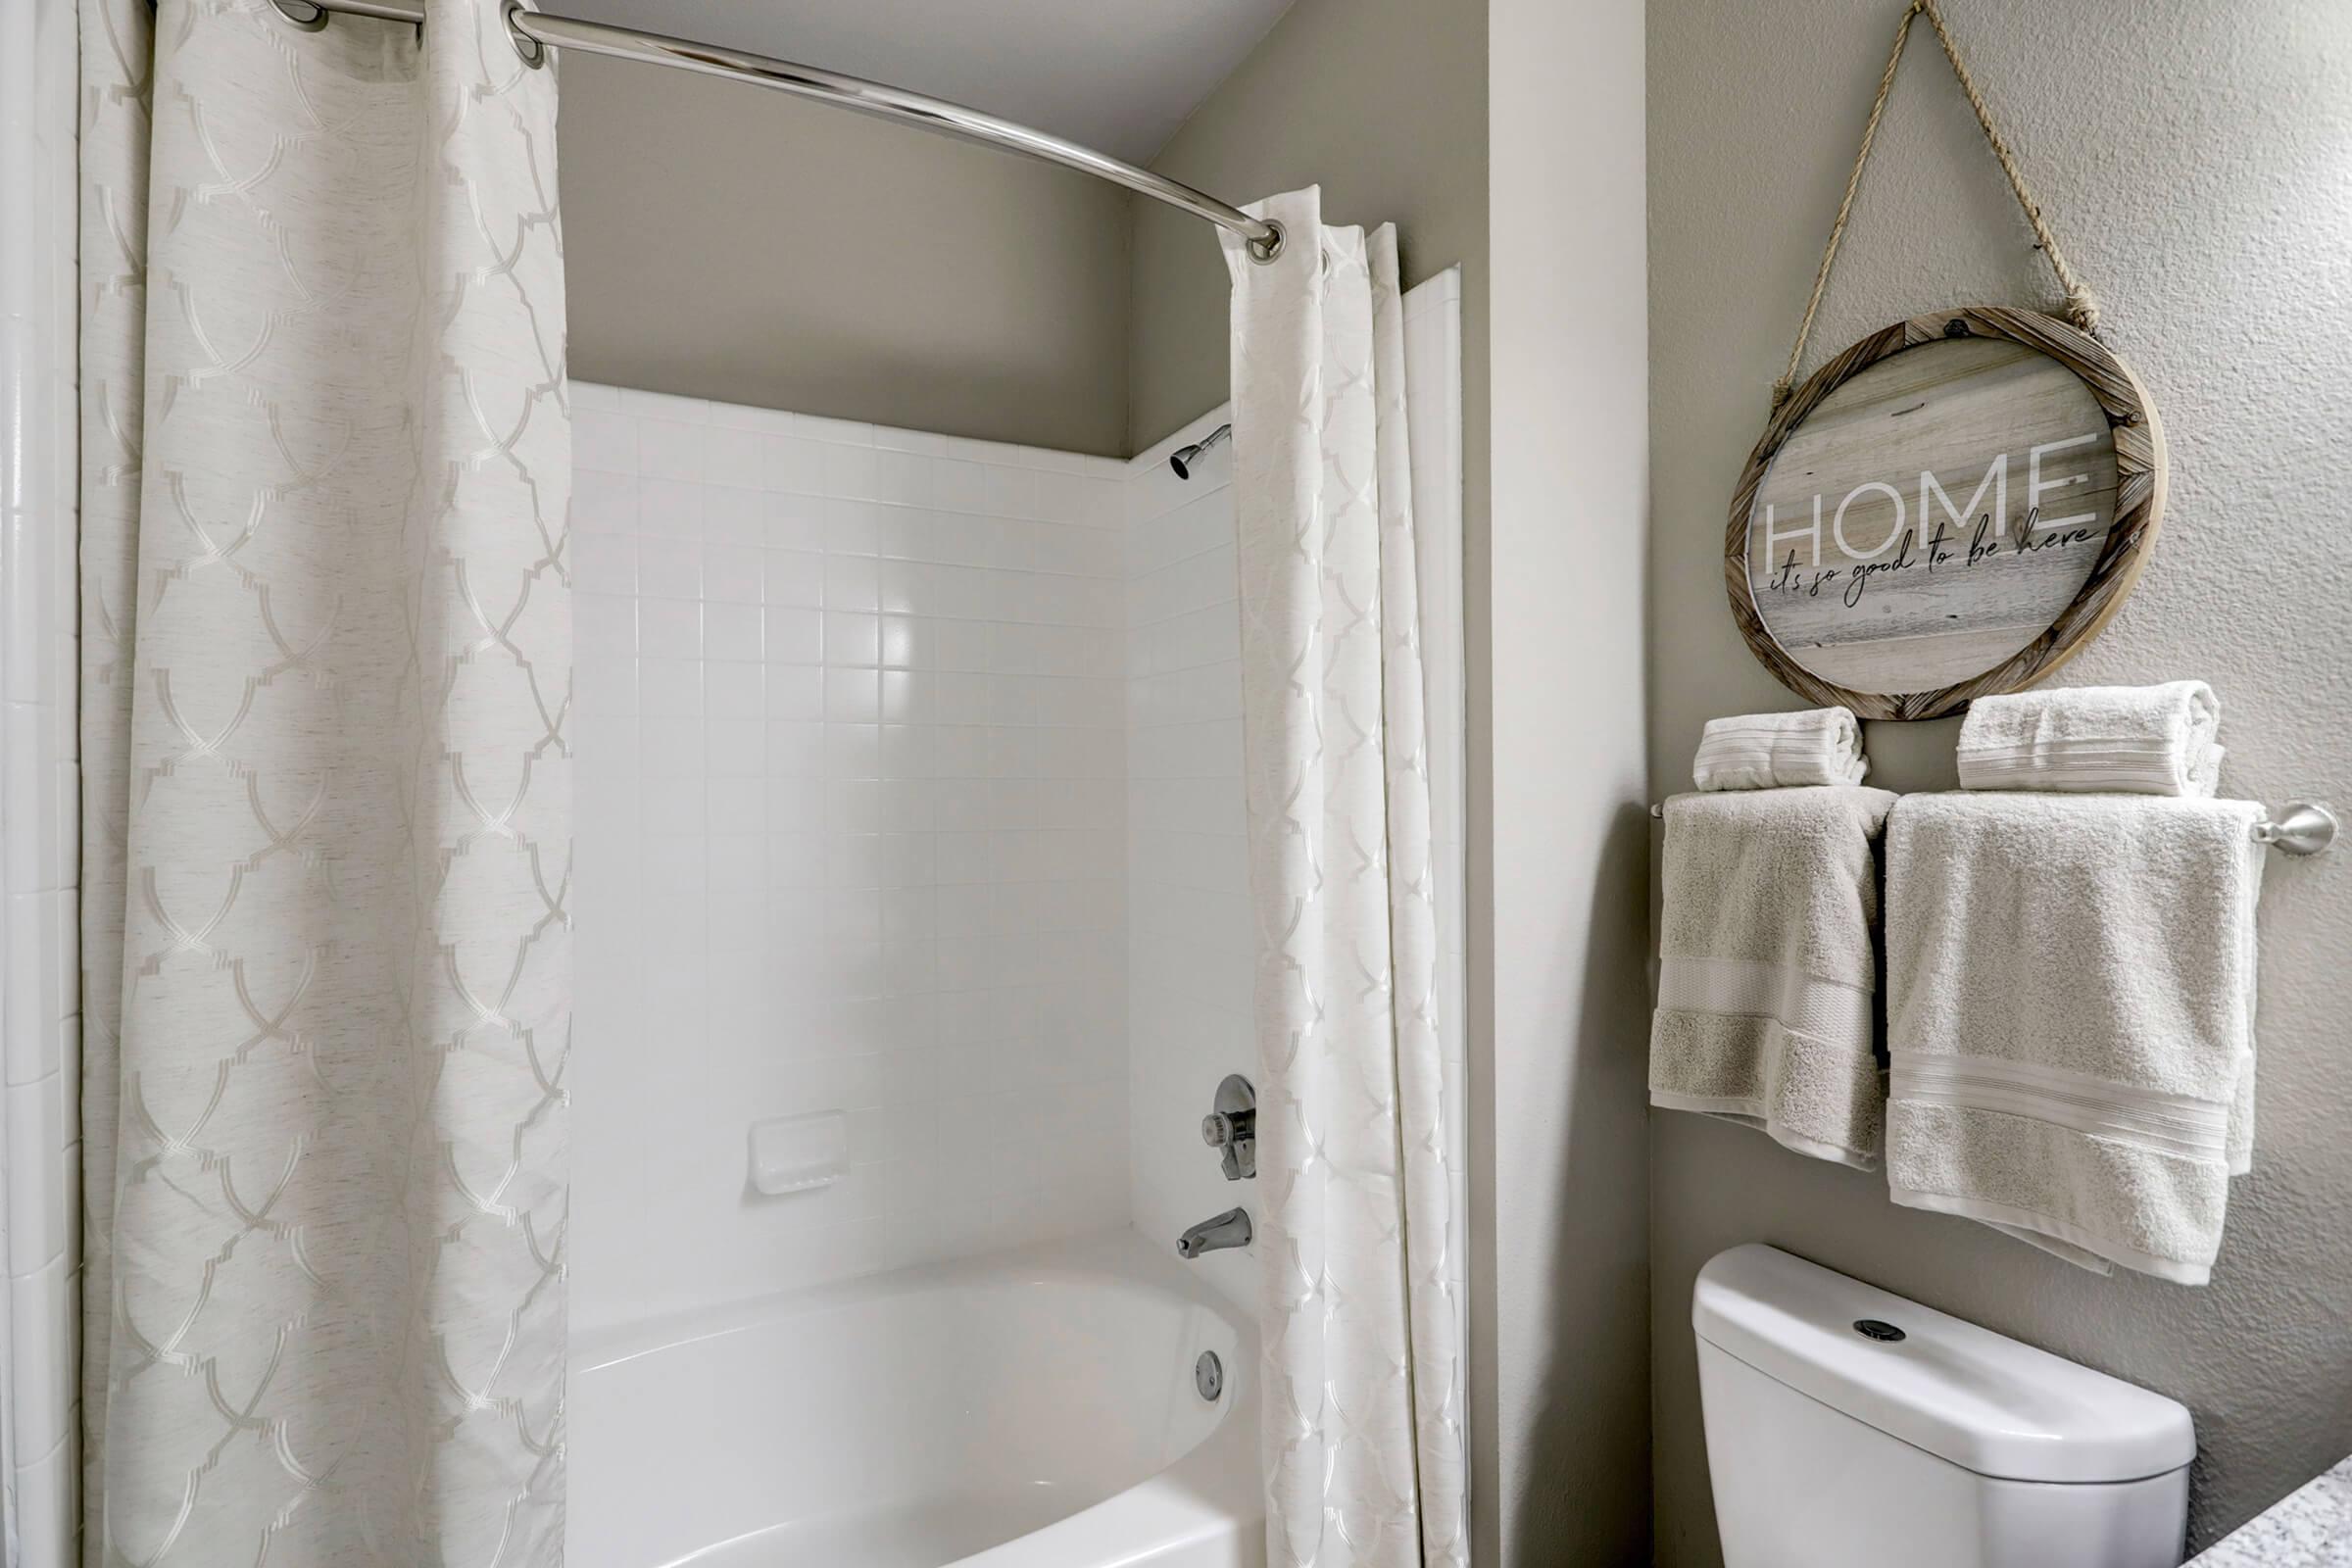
[1692,707,1868,792]
[1958,680,2224,798]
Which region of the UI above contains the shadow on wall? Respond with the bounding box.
[1510,799,1656,1561]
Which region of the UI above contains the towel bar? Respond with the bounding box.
[1643,800,2336,857]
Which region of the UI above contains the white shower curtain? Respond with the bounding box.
[1221,188,1467,1568]
[78,0,570,1561]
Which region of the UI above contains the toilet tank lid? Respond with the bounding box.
[1692,1245,2194,1484]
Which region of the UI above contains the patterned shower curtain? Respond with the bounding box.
[1221,187,1468,1568]
[78,0,570,1560]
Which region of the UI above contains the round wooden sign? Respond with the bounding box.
[1725,306,2165,719]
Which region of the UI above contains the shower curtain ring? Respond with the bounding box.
[505,0,549,67]
[270,0,330,31]
[1247,220,1286,266]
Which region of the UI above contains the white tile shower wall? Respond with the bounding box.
[0,0,83,1558]
[1121,411,1252,1314]
[1122,271,1469,1327]
[567,384,1132,1333]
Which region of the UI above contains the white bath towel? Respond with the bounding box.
[1692,707,1869,792]
[1649,786,1898,1169]
[1885,793,2265,1284]
[1957,680,2224,797]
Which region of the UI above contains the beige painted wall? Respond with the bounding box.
[557,51,1133,455]
[1124,0,1489,461]
[1646,1,2352,1559]
[1489,2,1654,1561]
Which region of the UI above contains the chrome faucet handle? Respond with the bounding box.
[1200,1075,1256,1181]
[1200,1110,1250,1147]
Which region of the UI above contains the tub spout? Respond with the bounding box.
[1177,1206,1252,1259]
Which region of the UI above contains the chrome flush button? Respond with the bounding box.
[1853,1318,1906,1343]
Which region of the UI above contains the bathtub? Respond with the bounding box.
[567,1228,1263,1568]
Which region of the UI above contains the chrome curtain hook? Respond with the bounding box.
[270,0,330,30]
[269,0,423,40]
[505,0,548,67]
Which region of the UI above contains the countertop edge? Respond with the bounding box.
[2187,1455,2352,1566]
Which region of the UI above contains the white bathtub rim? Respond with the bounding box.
[569,1223,1241,1376]
[944,1398,1262,1568]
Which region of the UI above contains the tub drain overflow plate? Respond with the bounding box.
[1195,1350,1223,1401]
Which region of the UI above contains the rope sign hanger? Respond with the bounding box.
[1724,0,2164,721]
[1771,0,2102,413]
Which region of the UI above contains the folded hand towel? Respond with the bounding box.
[1957,680,2223,797]
[1649,786,1898,1169]
[1885,793,2265,1284]
[1692,707,1868,791]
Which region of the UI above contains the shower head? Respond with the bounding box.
[1169,423,1232,480]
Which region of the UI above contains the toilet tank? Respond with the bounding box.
[1693,1245,2194,1568]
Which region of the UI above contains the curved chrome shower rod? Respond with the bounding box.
[268,0,1288,265]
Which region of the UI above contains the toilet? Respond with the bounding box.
[1694,1245,2195,1567]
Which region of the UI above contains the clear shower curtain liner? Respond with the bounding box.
[1221,187,1469,1568]
[78,0,571,1560]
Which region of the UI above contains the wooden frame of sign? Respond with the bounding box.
[1725,306,2165,719]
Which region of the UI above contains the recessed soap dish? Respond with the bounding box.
[749,1111,848,1196]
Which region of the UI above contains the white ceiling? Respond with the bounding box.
[556,0,1298,165]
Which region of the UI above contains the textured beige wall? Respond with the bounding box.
[557,51,1133,455]
[1646,1,2352,1559]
